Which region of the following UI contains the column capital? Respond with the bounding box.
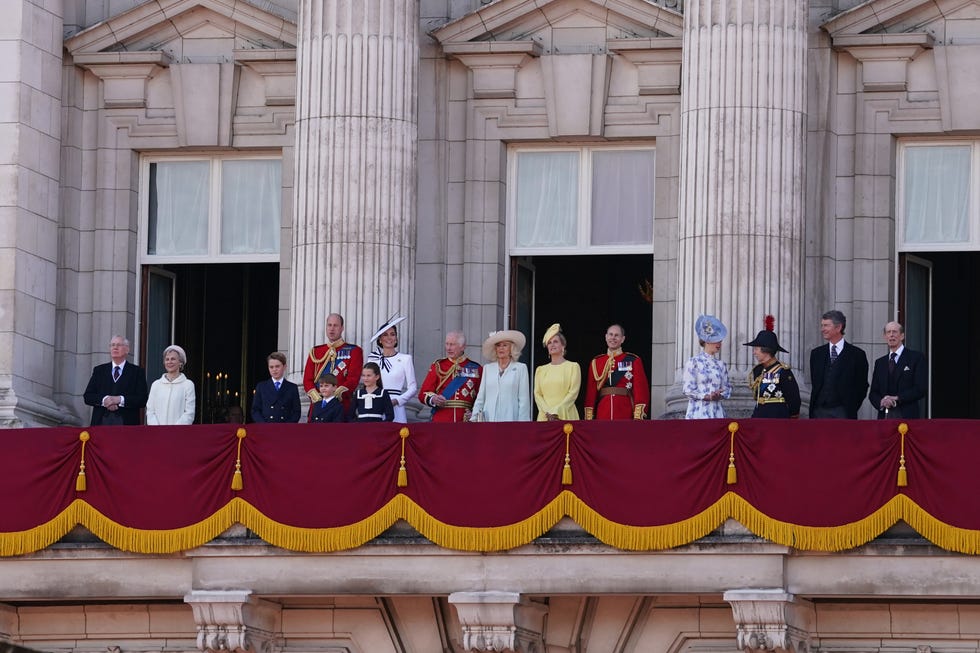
[723,589,814,653]
[184,590,280,653]
[448,591,548,653]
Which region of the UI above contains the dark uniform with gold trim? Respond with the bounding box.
[749,361,801,418]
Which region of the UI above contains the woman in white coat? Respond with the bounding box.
[471,330,531,422]
[146,345,196,425]
[366,316,418,424]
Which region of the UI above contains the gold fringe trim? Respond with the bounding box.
[8,492,980,556]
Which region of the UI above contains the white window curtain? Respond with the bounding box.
[591,150,655,246]
[221,160,282,255]
[148,162,209,255]
[903,145,971,245]
[515,152,578,247]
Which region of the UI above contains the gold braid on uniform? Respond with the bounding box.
[308,341,344,403]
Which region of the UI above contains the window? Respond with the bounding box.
[142,154,282,262]
[898,141,977,250]
[509,145,655,254]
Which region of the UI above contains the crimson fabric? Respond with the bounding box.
[2,420,976,552]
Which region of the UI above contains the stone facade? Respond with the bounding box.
[3,0,980,645]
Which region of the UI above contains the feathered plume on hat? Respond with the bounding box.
[743,314,788,353]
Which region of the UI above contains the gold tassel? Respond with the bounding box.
[76,431,90,492]
[897,422,908,487]
[726,422,739,485]
[397,427,409,487]
[231,427,246,491]
[561,423,573,486]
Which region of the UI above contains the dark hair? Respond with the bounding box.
[267,351,287,365]
[317,372,338,386]
[822,310,846,335]
[379,325,399,347]
[362,362,384,389]
[698,339,706,347]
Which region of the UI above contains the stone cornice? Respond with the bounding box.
[608,38,682,95]
[833,33,933,92]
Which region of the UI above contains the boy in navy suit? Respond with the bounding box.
[310,373,344,423]
[251,352,301,423]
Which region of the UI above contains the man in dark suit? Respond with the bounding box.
[809,310,869,419]
[868,321,928,419]
[83,335,148,426]
[251,351,301,423]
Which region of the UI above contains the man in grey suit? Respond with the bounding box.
[809,310,869,419]
[868,321,928,419]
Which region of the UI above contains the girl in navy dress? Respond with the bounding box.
[349,362,395,422]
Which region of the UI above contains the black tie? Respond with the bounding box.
[113,366,120,382]
[888,352,896,374]
[830,344,838,364]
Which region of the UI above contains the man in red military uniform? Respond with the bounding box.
[303,313,363,417]
[418,330,482,423]
[584,323,650,420]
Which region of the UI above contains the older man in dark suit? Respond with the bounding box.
[809,310,869,419]
[868,321,928,419]
[83,335,148,425]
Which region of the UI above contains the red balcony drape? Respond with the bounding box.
[1,419,976,556]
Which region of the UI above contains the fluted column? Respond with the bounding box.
[668,0,807,414]
[290,0,418,366]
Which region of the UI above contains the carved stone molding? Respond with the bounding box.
[723,589,814,653]
[609,39,683,96]
[184,590,280,653]
[833,33,933,93]
[235,49,297,107]
[448,591,548,653]
[444,42,541,99]
[74,52,170,109]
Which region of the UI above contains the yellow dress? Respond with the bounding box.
[533,360,582,421]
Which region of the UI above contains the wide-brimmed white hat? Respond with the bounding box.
[482,330,526,361]
[369,315,407,344]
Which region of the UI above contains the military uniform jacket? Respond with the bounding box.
[303,341,364,413]
[418,357,482,423]
[584,351,650,420]
[749,360,801,418]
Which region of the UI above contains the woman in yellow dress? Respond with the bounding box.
[533,323,582,421]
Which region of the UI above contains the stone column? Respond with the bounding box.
[289,0,418,367]
[666,0,808,415]
[0,0,66,426]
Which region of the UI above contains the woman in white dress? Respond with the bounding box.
[471,330,531,422]
[367,316,418,424]
[682,314,732,419]
[146,344,196,425]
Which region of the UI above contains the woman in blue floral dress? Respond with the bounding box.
[682,315,732,419]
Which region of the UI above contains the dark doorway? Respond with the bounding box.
[512,254,654,416]
[140,263,279,423]
[900,251,980,418]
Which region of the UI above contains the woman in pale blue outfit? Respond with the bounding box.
[683,314,732,419]
[471,330,531,422]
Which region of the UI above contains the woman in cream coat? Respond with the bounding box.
[471,330,531,422]
[146,345,196,425]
